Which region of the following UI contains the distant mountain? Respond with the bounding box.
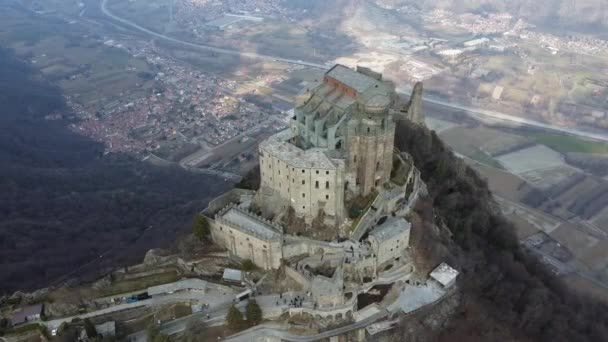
[397,0,608,33]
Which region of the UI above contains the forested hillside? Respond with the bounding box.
[394,120,608,341]
[0,48,230,294]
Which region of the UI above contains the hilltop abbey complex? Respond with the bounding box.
[202,65,457,323]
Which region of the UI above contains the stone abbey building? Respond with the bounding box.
[258,65,400,225]
[199,65,459,325]
[199,65,459,331]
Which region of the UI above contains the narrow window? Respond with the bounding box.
[315,181,319,189]
[376,161,380,170]
[354,155,357,162]
[325,181,330,189]
[302,169,305,173]
[316,170,319,174]
[302,180,305,185]
[302,193,305,198]
[367,127,370,133]
[326,171,329,175]
[326,195,329,200]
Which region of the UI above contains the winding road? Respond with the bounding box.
[100,0,328,70]
[99,0,608,144]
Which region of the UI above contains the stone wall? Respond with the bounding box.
[208,205,282,270]
[284,266,312,291]
[282,235,344,259]
[202,188,255,216]
[259,144,345,223]
[288,295,357,321]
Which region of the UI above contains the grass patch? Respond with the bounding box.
[348,191,379,232]
[4,323,48,338]
[470,150,505,170]
[100,270,180,296]
[528,132,608,154]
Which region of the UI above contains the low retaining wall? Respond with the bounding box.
[288,296,357,321]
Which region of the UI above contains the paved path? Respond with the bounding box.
[43,280,236,330]
[225,311,388,342]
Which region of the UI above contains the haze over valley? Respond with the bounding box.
[1,1,608,341]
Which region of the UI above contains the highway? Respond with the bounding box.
[99,0,328,70]
[100,0,608,144]
[413,92,608,143]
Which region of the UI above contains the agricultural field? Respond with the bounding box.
[437,125,512,169]
[526,132,608,155]
[496,145,578,188]
[0,12,156,109]
[107,0,172,34]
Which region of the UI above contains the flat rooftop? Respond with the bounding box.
[222,268,243,282]
[429,262,459,287]
[260,130,340,170]
[221,207,281,241]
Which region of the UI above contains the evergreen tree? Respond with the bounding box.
[154,334,170,342]
[226,304,244,331]
[245,299,263,326]
[146,324,160,342]
[241,259,256,271]
[192,214,209,240]
[83,318,97,338]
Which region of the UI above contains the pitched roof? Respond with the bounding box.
[221,207,282,240]
[326,65,380,94]
[369,218,411,242]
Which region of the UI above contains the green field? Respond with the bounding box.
[528,132,608,154]
[470,150,506,170]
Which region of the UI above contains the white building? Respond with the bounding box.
[429,262,459,288]
[368,218,411,266]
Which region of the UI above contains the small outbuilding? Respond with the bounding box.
[95,321,116,337]
[429,262,459,288]
[222,268,243,283]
